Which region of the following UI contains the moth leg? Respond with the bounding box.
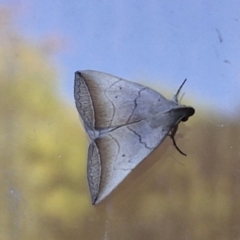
[168,125,187,156]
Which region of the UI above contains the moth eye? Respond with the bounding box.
[122,154,125,157]
[115,95,118,98]
[181,116,188,122]
[158,98,161,102]
[119,87,122,90]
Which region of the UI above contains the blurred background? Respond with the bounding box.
[0,1,240,239]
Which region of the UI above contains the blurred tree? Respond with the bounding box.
[0,7,91,240]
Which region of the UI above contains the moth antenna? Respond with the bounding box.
[173,79,187,103]
[179,92,185,103]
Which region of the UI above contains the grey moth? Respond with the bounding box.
[74,70,195,204]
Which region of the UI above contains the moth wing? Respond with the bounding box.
[74,70,172,137]
[88,118,172,204]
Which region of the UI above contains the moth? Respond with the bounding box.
[74,70,195,204]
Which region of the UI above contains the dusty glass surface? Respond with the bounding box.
[0,1,239,240]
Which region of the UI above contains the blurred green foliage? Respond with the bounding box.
[0,7,240,240]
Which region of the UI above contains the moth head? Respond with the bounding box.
[180,107,195,122]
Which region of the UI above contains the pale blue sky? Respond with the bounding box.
[2,0,240,116]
